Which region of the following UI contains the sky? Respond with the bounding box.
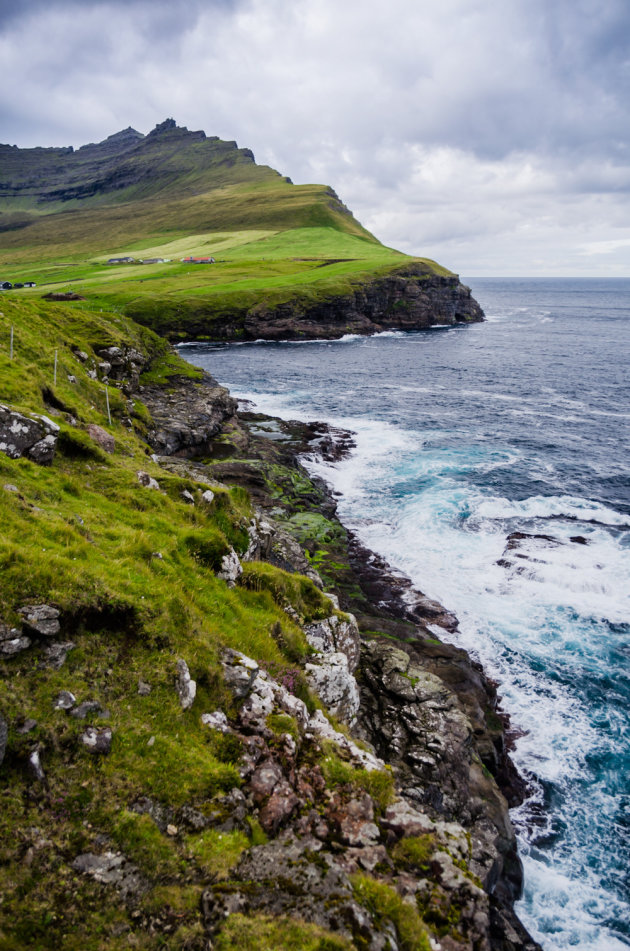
[1,0,629,276]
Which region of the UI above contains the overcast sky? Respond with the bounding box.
[1,0,629,276]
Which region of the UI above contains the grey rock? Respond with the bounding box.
[3,483,18,492]
[180,489,195,504]
[81,726,112,754]
[72,349,89,363]
[131,796,173,833]
[201,710,231,732]
[54,690,76,710]
[304,614,361,671]
[203,836,387,950]
[141,372,236,458]
[136,470,160,490]
[249,759,284,803]
[137,680,152,696]
[67,374,77,384]
[40,641,75,669]
[0,404,58,465]
[71,700,103,719]
[175,659,196,710]
[72,852,147,899]
[97,361,112,378]
[18,604,60,638]
[305,651,360,724]
[222,649,259,698]
[86,423,115,454]
[201,489,215,504]
[0,633,31,655]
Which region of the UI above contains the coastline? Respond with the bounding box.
[141,372,541,950]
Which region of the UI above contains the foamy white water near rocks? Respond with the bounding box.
[182,277,630,950]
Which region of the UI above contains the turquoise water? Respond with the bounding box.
[181,278,630,949]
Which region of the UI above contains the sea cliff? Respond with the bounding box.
[0,298,530,951]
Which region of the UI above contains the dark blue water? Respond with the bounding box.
[181,277,630,950]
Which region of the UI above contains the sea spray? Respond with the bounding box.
[182,277,630,950]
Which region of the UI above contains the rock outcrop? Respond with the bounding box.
[0,404,59,465]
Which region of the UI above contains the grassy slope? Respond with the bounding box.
[0,297,348,950]
[0,126,451,338]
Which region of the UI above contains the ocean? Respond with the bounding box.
[180,277,630,950]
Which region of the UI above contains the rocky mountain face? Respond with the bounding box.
[0,118,274,207]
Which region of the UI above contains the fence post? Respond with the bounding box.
[105,386,112,425]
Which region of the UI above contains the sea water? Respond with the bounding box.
[180,277,630,950]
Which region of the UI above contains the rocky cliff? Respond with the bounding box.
[1,300,516,951]
[127,264,484,344]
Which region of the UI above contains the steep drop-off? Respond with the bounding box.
[0,297,534,950]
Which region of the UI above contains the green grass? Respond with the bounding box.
[351,875,432,951]
[214,914,354,951]
[0,296,342,949]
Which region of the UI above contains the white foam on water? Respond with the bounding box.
[296,422,630,951]
[207,376,630,951]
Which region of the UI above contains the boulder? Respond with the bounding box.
[40,641,75,669]
[86,423,115,454]
[53,690,76,710]
[141,372,237,458]
[18,604,60,638]
[137,470,160,490]
[71,700,103,719]
[72,852,146,899]
[0,623,31,656]
[0,404,59,465]
[40,641,74,668]
[80,727,113,754]
[201,710,231,732]
[305,651,360,723]
[222,649,259,698]
[28,749,46,782]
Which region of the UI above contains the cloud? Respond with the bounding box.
[0,0,629,274]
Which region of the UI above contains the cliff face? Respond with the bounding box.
[128,265,484,344]
[240,267,484,341]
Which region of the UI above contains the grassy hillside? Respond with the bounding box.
[0,297,348,949]
[0,121,450,338]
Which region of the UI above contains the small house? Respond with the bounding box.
[140,258,166,265]
[180,256,215,264]
[23,281,37,288]
[106,256,136,265]
[0,281,12,290]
